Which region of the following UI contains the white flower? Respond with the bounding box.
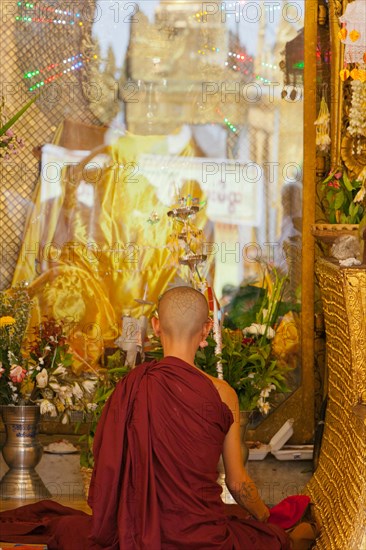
[86,403,98,412]
[44,345,51,351]
[49,381,61,392]
[354,185,366,203]
[40,399,57,417]
[72,382,83,400]
[82,379,97,394]
[243,324,275,339]
[55,385,73,407]
[36,368,48,388]
[260,384,276,399]
[52,365,67,376]
[61,413,69,424]
[258,401,271,415]
[38,357,44,365]
[247,373,255,379]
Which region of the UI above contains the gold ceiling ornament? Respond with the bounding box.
[122,4,247,132]
[81,34,124,126]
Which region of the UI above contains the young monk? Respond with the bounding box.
[87,286,316,549]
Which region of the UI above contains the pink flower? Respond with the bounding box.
[334,172,342,180]
[9,365,27,384]
[242,337,255,346]
[5,130,14,138]
[328,180,340,189]
[199,340,208,348]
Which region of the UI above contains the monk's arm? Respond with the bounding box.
[221,385,270,522]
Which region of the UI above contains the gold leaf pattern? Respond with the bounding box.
[305,259,366,549]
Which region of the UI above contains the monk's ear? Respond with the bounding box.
[151,316,161,336]
[202,319,212,339]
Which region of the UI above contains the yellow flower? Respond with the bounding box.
[349,30,360,43]
[350,68,361,81]
[338,28,347,41]
[272,312,299,359]
[0,316,16,327]
[339,68,350,81]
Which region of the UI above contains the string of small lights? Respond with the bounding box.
[15,1,83,26]
[26,55,98,92]
[216,108,237,133]
[24,53,84,79]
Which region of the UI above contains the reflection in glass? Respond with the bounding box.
[9,1,304,404]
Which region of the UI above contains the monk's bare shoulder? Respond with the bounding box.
[205,374,239,411]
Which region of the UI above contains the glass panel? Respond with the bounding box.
[2,0,305,417]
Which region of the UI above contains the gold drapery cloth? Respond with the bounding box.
[12,129,209,370]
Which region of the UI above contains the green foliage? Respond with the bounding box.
[321,169,365,224]
[223,285,264,329]
[0,94,39,137]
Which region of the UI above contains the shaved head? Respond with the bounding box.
[157,286,209,341]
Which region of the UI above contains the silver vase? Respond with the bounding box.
[0,405,51,499]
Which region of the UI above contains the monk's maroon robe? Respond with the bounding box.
[88,357,291,549]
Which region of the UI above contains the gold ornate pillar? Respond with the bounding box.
[306,258,366,549]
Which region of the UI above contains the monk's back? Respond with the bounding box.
[138,357,235,549]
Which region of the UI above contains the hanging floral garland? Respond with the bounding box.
[314,88,331,153]
[338,0,366,82]
[348,80,366,143]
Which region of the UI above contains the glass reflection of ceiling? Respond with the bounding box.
[93,1,304,72]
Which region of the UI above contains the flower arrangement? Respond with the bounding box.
[320,168,365,224]
[196,266,292,415]
[0,94,38,161]
[0,286,97,421]
[25,319,98,423]
[0,285,32,404]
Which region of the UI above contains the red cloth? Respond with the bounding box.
[88,357,291,549]
[0,500,90,546]
[269,495,310,529]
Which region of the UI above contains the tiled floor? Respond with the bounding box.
[0,440,313,511]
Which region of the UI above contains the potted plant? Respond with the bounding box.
[313,167,366,244]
